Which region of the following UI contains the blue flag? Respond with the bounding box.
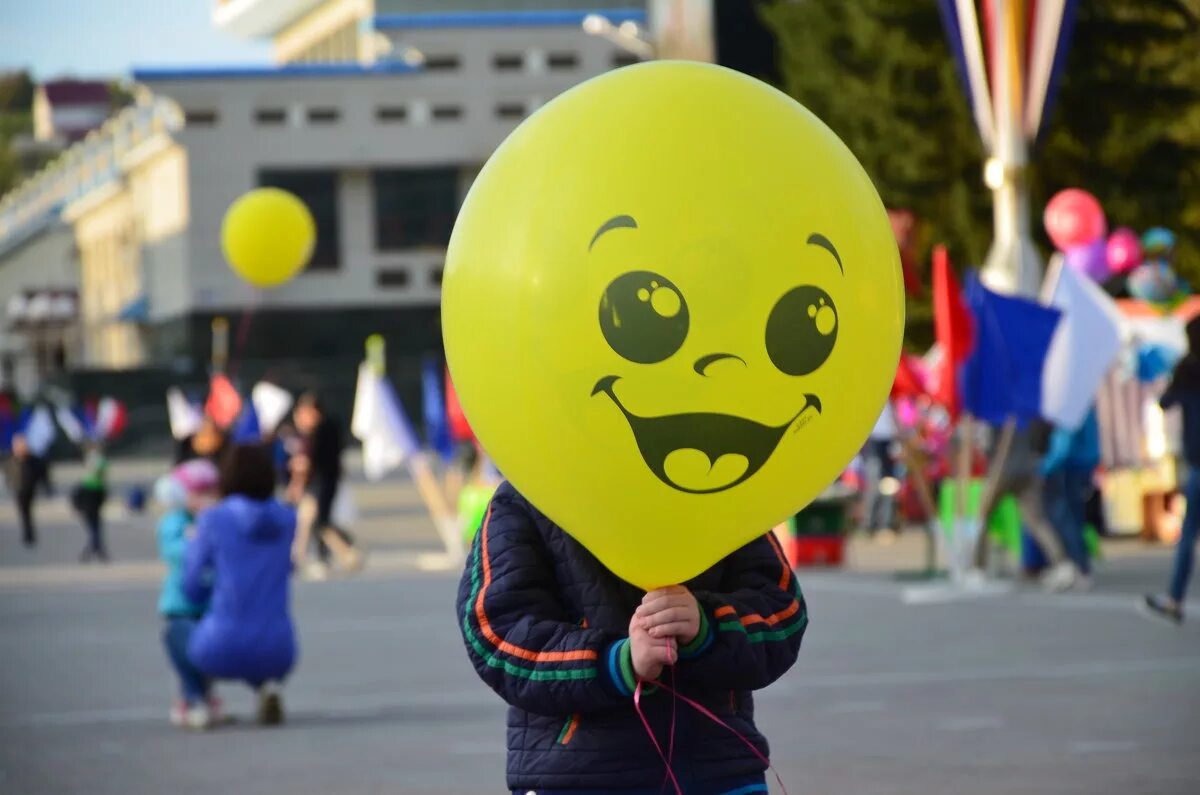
[421,356,454,461]
[960,273,1061,426]
[232,401,261,443]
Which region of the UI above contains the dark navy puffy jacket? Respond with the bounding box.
[184,495,297,686]
[457,482,808,791]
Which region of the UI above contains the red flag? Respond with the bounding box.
[205,374,243,429]
[444,368,475,443]
[95,397,128,441]
[931,245,975,418]
[891,353,928,399]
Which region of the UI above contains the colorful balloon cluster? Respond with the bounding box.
[1044,189,1186,310]
[1044,189,1108,281]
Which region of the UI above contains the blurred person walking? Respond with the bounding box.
[861,400,899,540]
[1145,318,1200,624]
[289,393,361,579]
[183,445,298,725]
[993,422,1081,591]
[72,443,109,562]
[5,434,44,547]
[1042,408,1101,589]
[155,460,222,729]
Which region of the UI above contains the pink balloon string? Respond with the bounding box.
[633,665,789,795]
[633,679,683,795]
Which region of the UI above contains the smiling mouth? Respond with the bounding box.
[591,375,822,494]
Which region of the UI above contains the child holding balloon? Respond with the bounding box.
[445,60,907,794]
[457,483,806,794]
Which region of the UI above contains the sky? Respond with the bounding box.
[0,0,271,80]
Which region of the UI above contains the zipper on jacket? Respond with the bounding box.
[555,616,587,745]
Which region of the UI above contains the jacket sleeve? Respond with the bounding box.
[1040,428,1071,476]
[457,489,635,716]
[678,532,808,692]
[182,510,216,605]
[157,513,189,566]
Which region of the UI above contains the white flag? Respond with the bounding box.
[1041,259,1124,429]
[251,381,294,435]
[54,406,86,444]
[166,388,202,440]
[351,364,417,481]
[24,406,56,456]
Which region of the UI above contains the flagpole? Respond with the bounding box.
[211,317,229,374]
[974,416,1017,570]
[898,432,941,577]
[365,335,463,566]
[953,415,974,582]
[980,0,1042,297]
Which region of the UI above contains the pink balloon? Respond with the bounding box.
[1106,227,1143,274]
[1063,238,1109,282]
[1044,188,1107,250]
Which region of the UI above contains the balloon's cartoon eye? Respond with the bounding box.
[599,271,690,364]
[765,285,838,376]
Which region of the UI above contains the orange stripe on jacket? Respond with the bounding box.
[765,530,793,589]
[473,506,598,663]
[714,532,800,627]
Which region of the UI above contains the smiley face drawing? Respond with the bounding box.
[443,62,904,589]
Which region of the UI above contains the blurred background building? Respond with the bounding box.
[0,0,780,434]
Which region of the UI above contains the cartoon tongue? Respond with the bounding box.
[663,449,749,493]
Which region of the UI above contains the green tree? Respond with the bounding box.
[761,0,991,348]
[0,141,19,198]
[0,71,34,113]
[762,0,1200,346]
[1036,0,1200,285]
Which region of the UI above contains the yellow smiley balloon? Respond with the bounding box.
[443,61,904,589]
[221,188,316,289]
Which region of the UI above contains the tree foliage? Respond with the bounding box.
[762,0,1200,347]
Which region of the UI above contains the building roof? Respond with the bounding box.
[372,7,646,30]
[41,79,110,106]
[132,61,421,83]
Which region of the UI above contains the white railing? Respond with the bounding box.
[0,93,184,251]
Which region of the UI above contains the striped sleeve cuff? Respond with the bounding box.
[604,639,639,697]
[678,608,714,660]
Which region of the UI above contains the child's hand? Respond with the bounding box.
[628,613,676,682]
[636,585,701,645]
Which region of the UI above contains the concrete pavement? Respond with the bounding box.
[1,460,1198,794]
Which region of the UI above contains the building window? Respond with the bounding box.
[376,105,408,123]
[258,170,341,270]
[423,54,461,72]
[255,108,286,125]
[493,53,524,72]
[495,102,525,120]
[612,52,641,68]
[377,268,411,288]
[184,109,217,127]
[431,105,462,121]
[307,107,340,124]
[547,52,579,70]
[372,168,458,251]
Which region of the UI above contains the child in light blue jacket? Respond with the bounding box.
[155,459,219,729]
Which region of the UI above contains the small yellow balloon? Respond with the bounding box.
[221,188,316,288]
[443,62,904,589]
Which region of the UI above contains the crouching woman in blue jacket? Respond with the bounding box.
[184,444,298,725]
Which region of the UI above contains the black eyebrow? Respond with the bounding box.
[807,233,843,274]
[589,215,638,251]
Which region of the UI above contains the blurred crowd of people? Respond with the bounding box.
[848,396,1103,592]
